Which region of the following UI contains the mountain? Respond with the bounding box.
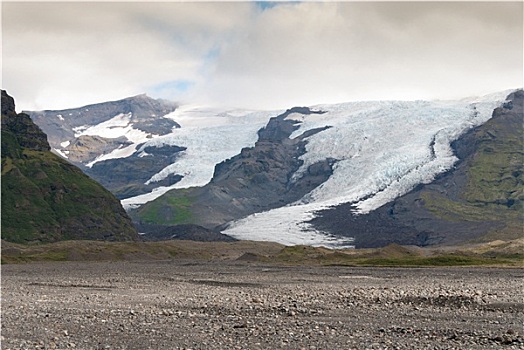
[27,94,180,198]
[26,89,520,248]
[27,100,282,202]
[1,90,139,243]
[131,107,334,229]
[130,90,518,247]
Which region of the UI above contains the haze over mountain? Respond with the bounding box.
[26,88,521,247]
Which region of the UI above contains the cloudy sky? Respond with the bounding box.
[2,1,523,111]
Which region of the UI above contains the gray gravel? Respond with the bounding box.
[2,261,523,349]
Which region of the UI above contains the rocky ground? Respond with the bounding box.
[2,261,523,350]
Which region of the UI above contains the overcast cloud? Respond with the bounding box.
[2,1,522,111]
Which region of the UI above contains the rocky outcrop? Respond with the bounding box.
[132,107,335,229]
[64,135,131,164]
[27,94,179,163]
[2,92,50,152]
[308,90,523,248]
[136,223,236,242]
[1,90,139,243]
[85,144,186,199]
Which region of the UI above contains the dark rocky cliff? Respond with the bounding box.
[2,92,50,153]
[1,90,139,243]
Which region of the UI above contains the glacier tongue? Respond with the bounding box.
[224,92,510,247]
[223,203,356,248]
[121,108,282,209]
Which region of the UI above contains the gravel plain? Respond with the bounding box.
[2,261,523,350]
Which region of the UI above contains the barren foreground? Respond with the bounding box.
[2,261,523,350]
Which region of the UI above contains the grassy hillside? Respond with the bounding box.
[134,189,196,225]
[422,90,523,241]
[1,90,138,243]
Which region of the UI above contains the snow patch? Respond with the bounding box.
[72,125,90,136]
[54,148,68,159]
[86,144,138,168]
[77,113,133,139]
[75,112,157,167]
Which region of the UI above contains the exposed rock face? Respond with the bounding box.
[85,144,186,199]
[136,223,236,242]
[308,90,523,248]
[28,94,179,157]
[26,94,180,198]
[1,90,139,243]
[132,107,335,229]
[2,92,50,152]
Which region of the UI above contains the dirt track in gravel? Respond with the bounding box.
[2,261,523,350]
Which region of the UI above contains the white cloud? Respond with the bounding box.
[2,2,253,110]
[2,2,522,111]
[195,1,523,108]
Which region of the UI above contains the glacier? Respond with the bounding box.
[114,90,513,247]
[121,107,282,209]
[223,90,513,247]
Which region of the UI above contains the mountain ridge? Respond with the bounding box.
[1,90,139,243]
[25,89,521,248]
[27,94,181,198]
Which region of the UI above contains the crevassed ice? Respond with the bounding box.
[224,203,355,248]
[143,109,280,188]
[224,91,511,245]
[289,97,506,213]
[121,109,281,207]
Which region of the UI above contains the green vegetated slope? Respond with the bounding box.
[134,189,195,225]
[1,90,138,243]
[422,90,523,241]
